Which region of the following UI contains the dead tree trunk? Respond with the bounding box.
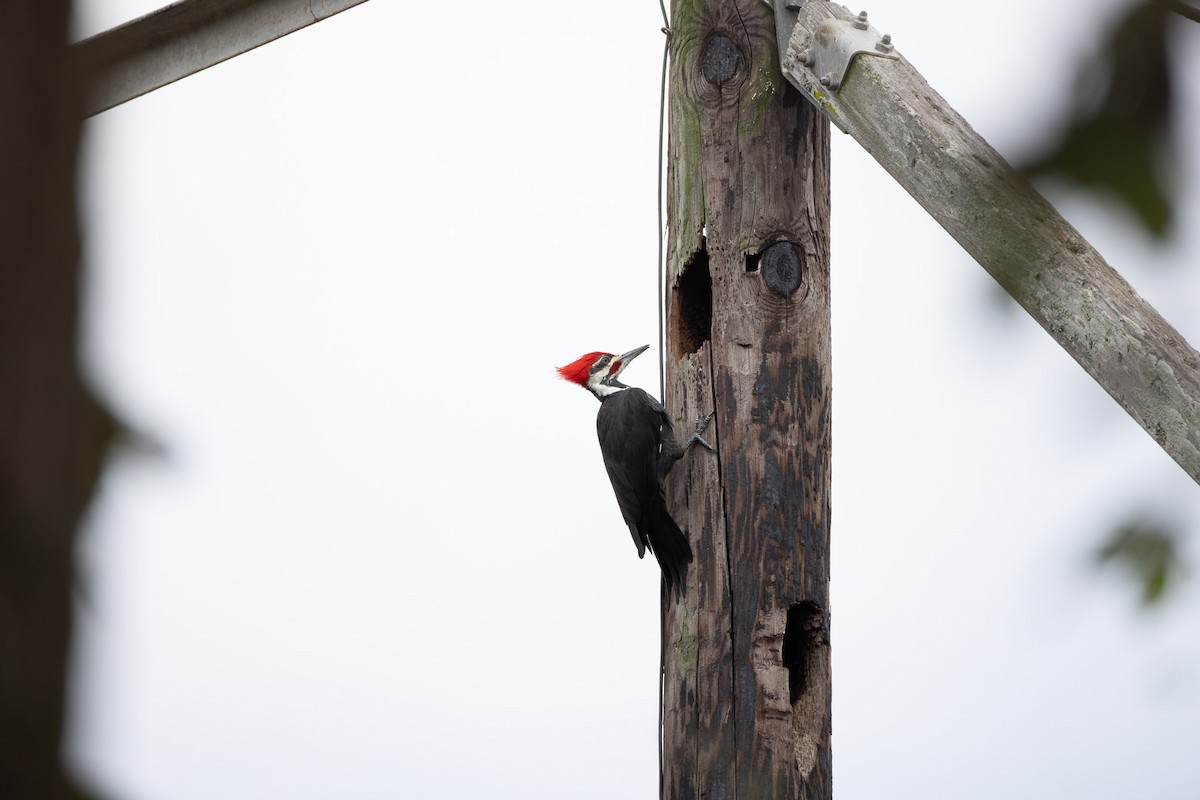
[661,1,832,798]
[0,3,112,797]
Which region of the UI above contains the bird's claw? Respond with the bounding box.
[690,412,716,452]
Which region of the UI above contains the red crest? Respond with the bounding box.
[556,352,608,385]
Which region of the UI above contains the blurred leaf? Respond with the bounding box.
[1021,3,1175,237]
[1095,520,1186,606]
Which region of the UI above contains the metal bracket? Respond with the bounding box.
[762,2,899,131]
[790,12,896,91]
[762,0,803,76]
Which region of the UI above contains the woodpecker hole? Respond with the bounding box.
[673,240,712,358]
[744,251,761,272]
[781,601,823,705]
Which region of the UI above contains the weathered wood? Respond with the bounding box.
[74,0,372,116]
[662,1,832,798]
[782,2,1200,484]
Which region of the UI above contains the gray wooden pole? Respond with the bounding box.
[661,0,832,797]
[781,2,1200,484]
[74,0,371,116]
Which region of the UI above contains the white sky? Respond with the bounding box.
[69,1,1200,798]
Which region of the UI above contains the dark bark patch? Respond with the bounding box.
[702,34,742,86]
[760,241,802,297]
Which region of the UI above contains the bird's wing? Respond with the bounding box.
[597,389,664,552]
[639,390,675,437]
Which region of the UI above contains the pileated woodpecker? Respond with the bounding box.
[557,345,713,598]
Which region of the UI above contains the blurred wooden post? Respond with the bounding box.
[0,3,112,797]
[661,0,832,797]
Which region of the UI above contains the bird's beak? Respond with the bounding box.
[616,345,651,372]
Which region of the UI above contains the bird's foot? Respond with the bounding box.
[686,411,716,452]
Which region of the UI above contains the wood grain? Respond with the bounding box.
[663,1,832,797]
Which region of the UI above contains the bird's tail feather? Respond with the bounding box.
[643,501,693,600]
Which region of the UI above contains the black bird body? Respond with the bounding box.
[557,345,711,599]
[596,387,693,594]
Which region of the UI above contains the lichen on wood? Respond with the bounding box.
[662,1,833,798]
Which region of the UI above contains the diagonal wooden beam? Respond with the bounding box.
[73,0,371,116]
[777,2,1200,484]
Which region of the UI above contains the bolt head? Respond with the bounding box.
[819,74,830,86]
[854,10,869,29]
